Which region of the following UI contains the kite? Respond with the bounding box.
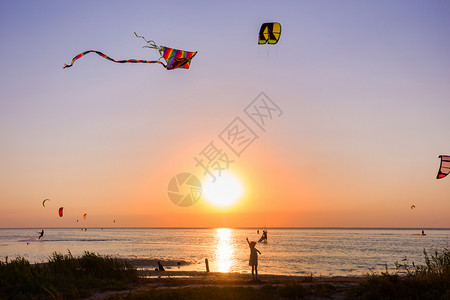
[83,213,87,220]
[437,155,450,179]
[42,199,50,207]
[58,207,63,217]
[410,205,415,210]
[258,22,282,45]
[63,32,197,70]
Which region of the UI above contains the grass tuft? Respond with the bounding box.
[0,251,138,299]
[349,248,450,300]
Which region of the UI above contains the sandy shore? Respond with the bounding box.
[89,270,367,299]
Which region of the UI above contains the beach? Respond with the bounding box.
[1,248,448,299]
[89,270,366,299]
[2,228,449,298]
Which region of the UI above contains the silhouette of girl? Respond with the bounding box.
[246,238,261,279]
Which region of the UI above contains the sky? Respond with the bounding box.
[1,0,449,228]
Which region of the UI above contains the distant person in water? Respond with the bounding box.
[246,238,261,279]
[38,230,44,240]
[262,230,268,242]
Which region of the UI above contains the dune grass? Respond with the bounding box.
[0,251,138,299]
[349,248,450,300]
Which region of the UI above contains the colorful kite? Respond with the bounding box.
[258,22,282,45]
[83,213,87,220]
[437,155,450,179]
[63,33,197,70]
[42,199,50,207]
[410,205,415,210]
[58,207,63,217]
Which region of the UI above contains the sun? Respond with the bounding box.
[203,173,244,208]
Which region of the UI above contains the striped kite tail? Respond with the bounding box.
[63,50,100,69]
[63,50,165,69]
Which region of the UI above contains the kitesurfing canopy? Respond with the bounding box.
[83,213,87,220]
[58,207,63,217]
[258,22,282,45]
[42,199,50,207]
[437,155,450,179]
[63,32,197,70]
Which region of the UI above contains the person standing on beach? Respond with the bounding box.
[246,238,261,279]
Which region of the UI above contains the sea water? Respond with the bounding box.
[0,228,448,276]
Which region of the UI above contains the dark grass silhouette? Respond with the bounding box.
[0,251,138,299]
[349,248,450,300]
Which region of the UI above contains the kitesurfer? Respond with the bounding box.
[262,230,268,242]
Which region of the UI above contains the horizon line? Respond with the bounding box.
[1,226,449,230]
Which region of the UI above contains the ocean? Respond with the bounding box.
[1,228,448,276]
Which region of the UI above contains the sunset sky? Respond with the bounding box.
[1,0,449,228]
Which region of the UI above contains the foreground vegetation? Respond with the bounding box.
[0,251,138,299]
[349,248,450,300]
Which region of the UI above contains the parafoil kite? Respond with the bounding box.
[437,155,450,179]
[258,22,282,45]
[410,205,415,209]
[83,213,87,220]
[42,199,50,207]
[63,33,197,70]
[58,207,63,217]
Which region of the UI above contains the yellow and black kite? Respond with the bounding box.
[258,22,282,45]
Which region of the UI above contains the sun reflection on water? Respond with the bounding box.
[215,228,233,273]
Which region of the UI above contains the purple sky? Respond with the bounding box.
[1,0,449,228]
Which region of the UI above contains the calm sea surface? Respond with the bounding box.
[0,228,448,276]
